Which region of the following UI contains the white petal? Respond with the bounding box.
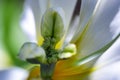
[90,61,120,80]
[110,9,120,38]
[22,0,48,43]
[64,16,79,45]
[50,0,77,28]
[90,37,120,80]
[0,67,28,80]
[18,42,46,61]
[94,37,120,68]
[72,0,100,42]
[20,5,36,42]
[74,0,120,59]
[30,0,48,40]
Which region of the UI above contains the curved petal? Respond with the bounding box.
[73,0,120,59]
[0,67,28,80]
[20,5,36,42]
[53,73,89,80]
[21,0,47,44]
[93,37,120,68]
[90,61,120,80]
[29,0,48,44]
[18,42,46,64]
[90,37,120,80]
[27,66,42,80]
[72,0,100,42]
[64,16,80,46]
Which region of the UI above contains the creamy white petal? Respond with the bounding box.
[91,37,120,80]
[74,0,120,59]
[20,5,36,42]
[90,61,120,80]
[21,0,48,43]
[72,0,100,42]
[26,0,41,41]
[64,0,81,45]
[50,0,77,28]
[110,9,120,38]
[93,37,120,68]
[65,0,100,46]
[18,42,46,62]
[0,67,28,80]
[64,16,80,46]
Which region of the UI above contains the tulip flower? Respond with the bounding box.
[19,0,120,80]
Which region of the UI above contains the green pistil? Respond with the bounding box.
[41,63,56,80]
[41,38,59,80]
[18,8,77,80]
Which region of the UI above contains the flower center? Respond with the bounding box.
[19,8,77,80]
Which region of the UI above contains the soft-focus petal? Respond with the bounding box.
[20,5,36,42]
[73,0,120,59]
[93,37,120,68]
[0,67,28,80]
[18,42,46,63]
[64,16,80,45]
[53,72,89,80]
[110,9,120,38]
[91,61,120,80]
[27,66,42,80]
[54,58,95,80]
[72,0,100,42]
[21,0,46,44]
[64,0,81,45]
[90,37,120,80]
[29,0,47,44]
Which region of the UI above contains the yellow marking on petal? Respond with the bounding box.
[55,36,65,49]
[75,23,89,47]
[35,25,44,46]
[53,57,96,77]
[37,36,44,46]
[53,66,91,80]
[73,0,101,46]
[54,65,91,76]
[26,60,95,80]
[90,63,107,73]
[54,56,78,71]
[27,66,41,80]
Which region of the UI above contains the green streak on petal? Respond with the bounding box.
[75,33,120,66]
